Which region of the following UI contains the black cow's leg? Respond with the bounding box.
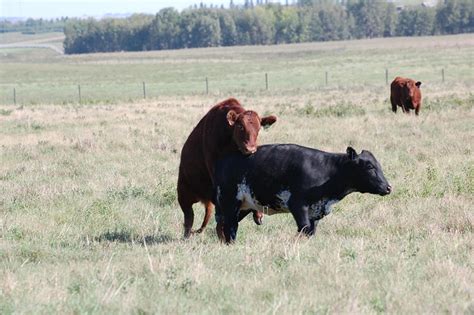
[308,219,319,236]
[224,214,239,244]
[215,203,225,242]
[223,202,241,244]
[224,220,239,243]
[290,202,311,235]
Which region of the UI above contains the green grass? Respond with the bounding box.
[0,34,473,104]
[0,34,473,313]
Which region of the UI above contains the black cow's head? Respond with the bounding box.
[345,147,392,196]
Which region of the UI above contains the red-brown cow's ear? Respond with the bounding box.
[415,81,421,88]
[261,115,277,127]
[227,110,238,126]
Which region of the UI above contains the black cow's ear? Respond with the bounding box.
[227,110,238,126]
[415,81,421,88]
[261,115,277,128]
[346,146,357,160]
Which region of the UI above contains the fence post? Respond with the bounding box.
[441,68,445,83]
[143,81,146,99]
[265,73,268,90]
[385,69,388,85]
[325,71,328,86]
[205,77,209,94]
[78,85,81,104]
[13,88,16,106]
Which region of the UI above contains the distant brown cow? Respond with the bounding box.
[177,98,277,238]
[390,76,422,115]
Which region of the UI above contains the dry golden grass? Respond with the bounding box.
[1,35,473,314]
[1,84,473,313]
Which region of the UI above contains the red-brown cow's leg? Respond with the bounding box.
[177,181,197,238]
[401,104,407,113]
[390,96,398,113]
[181,206,194,238]
[415,106,420,116]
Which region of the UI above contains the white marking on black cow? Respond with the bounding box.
[236,178,262,211]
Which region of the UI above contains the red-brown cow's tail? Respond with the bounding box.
[195,201,213,234]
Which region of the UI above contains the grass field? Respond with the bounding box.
[0,34,473,104]
[0,34,473,313]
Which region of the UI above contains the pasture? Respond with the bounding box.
[0,34,473,313]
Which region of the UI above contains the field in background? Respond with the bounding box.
[0,34,473,313]
[0,32,64,45]
[0,33,473,104]
[0,32,64,56]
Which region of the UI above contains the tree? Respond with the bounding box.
[125,14,153,51]
[148,8,181,50]
[396,7,435,36]
[413,8,435,36]
[219,10,238,46]
[274,6,301,43]
[310,3,352,41]
[61,1,473,54]
[348,0,386,39]
[383,3,397,37]
[436,0,474,34]
[180,10,221,48]
[234,7,275,45]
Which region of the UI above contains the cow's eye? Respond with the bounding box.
[366,164,374,170]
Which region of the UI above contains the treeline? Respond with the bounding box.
[63,0,474,54]
[0,18,68,34]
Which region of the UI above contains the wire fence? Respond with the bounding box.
[0,67,468,106]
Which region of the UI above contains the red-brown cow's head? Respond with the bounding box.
[406,80,422,108]
[226,110,277,155]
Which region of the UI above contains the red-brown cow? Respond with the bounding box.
[177,98,277,238]
[390,76,422,115]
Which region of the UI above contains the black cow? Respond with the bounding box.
[214,144,392,243]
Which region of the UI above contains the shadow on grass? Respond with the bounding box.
[95,230,174,245]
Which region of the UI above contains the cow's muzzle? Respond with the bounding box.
[381,184,392,196]
[241,146,257,155]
